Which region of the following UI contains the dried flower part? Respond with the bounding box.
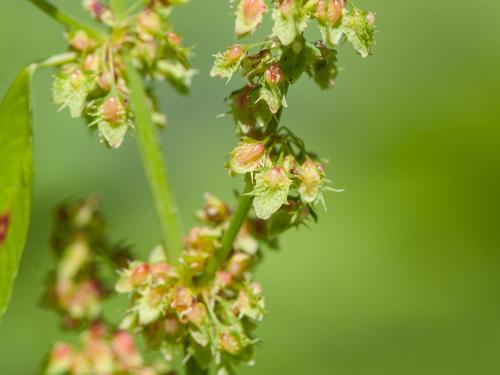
[229,139,267,174]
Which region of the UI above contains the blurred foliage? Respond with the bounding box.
[0,0,499,374]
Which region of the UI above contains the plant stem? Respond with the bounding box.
[28,0,106,40]
[125,63,184,261]
[185,357,209,375]
[199,85,289,284]
[35,52,77,69]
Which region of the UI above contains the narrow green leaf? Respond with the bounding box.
[0,65,35,320]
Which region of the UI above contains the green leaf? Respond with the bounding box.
[342,7,375,58]
[0,65,35,320]
[307,45,339,89]
[257,85,285,114]
[251,168,291,219]
[271,4,308,46]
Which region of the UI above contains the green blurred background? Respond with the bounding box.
[1,0,500,373]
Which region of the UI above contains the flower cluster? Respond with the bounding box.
[116,194,266,374]
[212,0,375,224]
[42,198,131,328]
[44,321,168,375]
[52,0,194,148]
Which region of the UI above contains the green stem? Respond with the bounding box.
[125,63,184,261]
[28,0,106,40]
[185,357,209,375]
[34,52,77,69]
[199,84,289,284]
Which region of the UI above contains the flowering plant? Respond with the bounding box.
[0,1,376,374]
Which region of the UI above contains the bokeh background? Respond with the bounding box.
[1,0,500,374]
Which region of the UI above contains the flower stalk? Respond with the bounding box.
[126,63,184,261]
[28,0,106,41]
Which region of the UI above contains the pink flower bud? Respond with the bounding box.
[130,263,150,286]
[279,0,293,17]
[68,30,95,52]
[48,343,74,373]
[187,302,208,325]
[264,167,288,189]
[101,96,124,125]
[226,45,245,65]
[164,316,180,335]
[112,331,142,369]
[83,54,100,72]
[242,0,266,24]
[166,31,182,46]
[171,287,194,313]
[316,0,345,26]
[227,252,252,278]
[366,12,376,27]
[151,262,173,279]
[84,0,107,20]
[69,70,83,89]
[216,271,233,287]
[219,331,241,355]
[230,141,266,174]
[98,73,112,92]
[264,63,284,86]
[136,10,162,40]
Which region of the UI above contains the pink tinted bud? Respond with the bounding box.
[264,63,284,86]
[69,30,94,52]
[83,54,99,72]
[151,262,172,279]
[316,0,344,26]
[69,70,83,89]
[264,167,287,188]
[52,342,73,361]
[98,73,112,92]
[166,31,182,46]
[279,0,293,17]
[227,252,252,278]
[130,263,150,286]
[171,287,194,313]
[219,331,241,355]
[240,143,265,166]
[84,0,107,20]
[102,96,124,125]
[242,0,266,22]
[164,316,180,335]
[226,45,245,65]
[250,281,263,295]
[216,271,233,287]
[366,12,376,27]
[187,302,208,325]
[112,331,142,368]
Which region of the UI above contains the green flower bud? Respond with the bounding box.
[297,159,323,203]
